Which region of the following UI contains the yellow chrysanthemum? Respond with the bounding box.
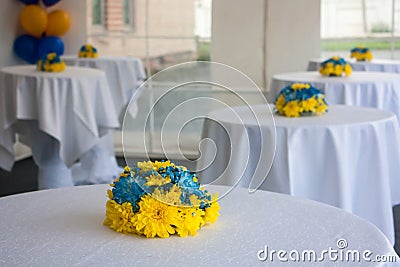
[315,103,329,115]
[134,195,177,238]
[151,184,182,206]
[275,95,285,113]
[107,189,113,199]
[291,83,310,90]
[144,174,171,187]
[174,207,205,237]
[138,161,156,173]
[204,193,220,223]
[301,97,318,112]
[103,200,136,234]
[344,64,352,76]
[283,100,301,117]
[151,160,175,171]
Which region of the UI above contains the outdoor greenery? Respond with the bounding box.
[322,39,400,51]
[197,42,211,61]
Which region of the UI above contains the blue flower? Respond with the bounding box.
[112,174,145,212]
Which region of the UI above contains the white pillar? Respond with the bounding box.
[211,0,321,91]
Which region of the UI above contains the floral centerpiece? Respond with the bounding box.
[78,44,99,58]
[104,160,220,238]
[275,83,329,117]
[319,56,352,77]
[350,46,373,61]
[36,52,66,72]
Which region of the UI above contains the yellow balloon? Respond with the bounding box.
[46,10,71,37]
[19,5,48,38]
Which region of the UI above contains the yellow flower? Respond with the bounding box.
[291,83,310,90]
[151,160,175,171]
[301,97,318,112]
[103,200,136,234]
[315,103,328,115]
[331,56,340,61]
[47,53,56,60]
[275,95,285,112]
[134,195,177,238]
[204,193,220,223]
[151,184,182,206]
[144,173,171,187]
[344,64,352,76]
[173,207,205,237]
[138,161,156,173]
[107,189,113,199]
[283,100,301,117]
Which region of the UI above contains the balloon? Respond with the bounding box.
[37,36,64,59]
[18,0,39,4]
[46,10,71,37]
[19,5,47,38]
[42,0,61,7]
[13,35,39,64]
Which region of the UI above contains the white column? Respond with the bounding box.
[211,0,321,91]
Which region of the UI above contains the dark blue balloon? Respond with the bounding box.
[18,0,39,4]
[37,36,64,59]
[13,35,39,64]
[42,0,61,6]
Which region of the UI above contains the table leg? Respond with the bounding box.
[27,127,74,190]
[71,133,123,185]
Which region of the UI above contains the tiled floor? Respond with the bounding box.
[0,157,399,255]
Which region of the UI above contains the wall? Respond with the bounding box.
[0,0,87,69]
[211,0,321,91]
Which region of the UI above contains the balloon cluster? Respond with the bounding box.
[13,0,70,64]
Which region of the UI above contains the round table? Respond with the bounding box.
[268,71,400,123]
[308,58,400,73]
[62,56,146,184]
[197,105,400,245]
[0,184,398,266]
[0,65,119,188]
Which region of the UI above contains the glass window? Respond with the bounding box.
[321,0,399,59]
[123,0,134,29]
[92,0,104,26]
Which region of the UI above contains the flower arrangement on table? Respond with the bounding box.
[275,83,329,117]
[78,44,99,58]
[104,160,220,238]
[319,56,352,77]
[36,52,66,72]
[350,46,373,61]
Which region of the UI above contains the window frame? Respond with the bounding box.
[122,0,136,32]
[91,0,106,33]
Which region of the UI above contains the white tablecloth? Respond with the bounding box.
[197,105,400,246]
[63,55,146,116]
[0,65,119,188]
[269,71,400,123]
[0,184,398,266]
[308,58,400,73]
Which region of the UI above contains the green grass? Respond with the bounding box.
[322,40,400,51]
[197,42,210,61]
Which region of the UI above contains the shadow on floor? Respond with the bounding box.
[0,157,399,256]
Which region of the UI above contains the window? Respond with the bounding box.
[92,0,105,30]
[123,0,135,31]
[321,0,399,59]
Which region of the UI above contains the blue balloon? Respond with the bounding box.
[42,0,61,6]
[37,36,65,59]
[13,35,39,64]
[18,0,39,4]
